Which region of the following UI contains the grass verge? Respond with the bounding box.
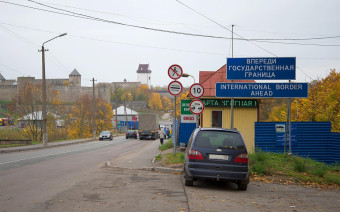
[158,138,173,151]
[249,150,340,187]
[156,146,339,188]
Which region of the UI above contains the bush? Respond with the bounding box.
[249,149,272,175]
[310,164,328,177]
[325,173,340,185]
[250,162,269,176]
[293,157,306,172]
[253,149,268,162]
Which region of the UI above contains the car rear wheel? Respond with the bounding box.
[237,183,248,191]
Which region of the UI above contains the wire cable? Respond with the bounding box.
[175,0,316,80]
[1,0,339,48]
[31,1,340,41]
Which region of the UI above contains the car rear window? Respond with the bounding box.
[127,130,135,133]
[194,130,245,149]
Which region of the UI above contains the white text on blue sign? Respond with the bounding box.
[216,83,308,98]
[227,57,296,80]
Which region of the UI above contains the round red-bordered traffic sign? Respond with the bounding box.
[168,80,183,96]
[168,64,183,80]
[189,83,204,98]
[189,99,205,114]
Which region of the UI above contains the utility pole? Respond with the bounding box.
[115,84,118,136]
[40,45,48,145]
[91,78,97,139]
[230,24,234,129]
[39,33,67,146]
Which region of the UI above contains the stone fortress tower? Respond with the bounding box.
[136,64,152,88]
[69,69,81,87]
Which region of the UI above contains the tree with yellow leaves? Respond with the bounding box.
[148,93,162,111]
[68,95,113,138]
[161,96,172,112]
[267,69,340,132]
[95,98,113,133]
[11,82,62,141]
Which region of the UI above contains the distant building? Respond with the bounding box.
[0,69,110,102]
[112,78,141,91]
[137,64,151,87]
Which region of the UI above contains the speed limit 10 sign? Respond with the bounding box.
[190,83,204,98]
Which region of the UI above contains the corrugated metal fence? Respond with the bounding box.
[255,122,340,164]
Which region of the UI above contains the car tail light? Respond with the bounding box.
[188,150,203,160]
[234,153,248,163]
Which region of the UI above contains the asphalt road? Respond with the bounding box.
[0,136,152,212]
[1,137,339,212]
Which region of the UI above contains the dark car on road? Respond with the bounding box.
[99,131,113,141]
[184,128,249,190]
[126,130,138,139]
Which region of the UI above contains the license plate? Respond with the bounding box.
[209,154,229,160]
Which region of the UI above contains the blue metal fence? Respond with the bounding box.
[178,123,196,146]
[255,122,340,164]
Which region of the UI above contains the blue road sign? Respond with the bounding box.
[216,82,308,98]
[227,57,296,80]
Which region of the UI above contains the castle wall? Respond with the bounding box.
[0,85,17,101]
[53,86,111,103]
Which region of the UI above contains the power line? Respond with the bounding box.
[1,0,340,47]
[0,63,26,75]
[23,0,229,40]
[32,1,340,41]
[175,0,315,80]
[0,23,74,74]
[2,20,340,60]
[175,0,278,57]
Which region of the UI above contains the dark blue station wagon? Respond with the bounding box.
[184,128,249,190]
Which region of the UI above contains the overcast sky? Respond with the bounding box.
[0,0,339,87]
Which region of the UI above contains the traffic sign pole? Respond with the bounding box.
[174,95,177,156]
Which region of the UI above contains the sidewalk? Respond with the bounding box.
[0,138,98,153]
[107,139,183,174]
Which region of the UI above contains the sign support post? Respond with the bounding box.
[288,80,292,155]
[230,24,234,129]
[174,95,177,156]
[168,64,183,156]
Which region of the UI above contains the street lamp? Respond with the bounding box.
[40,33,67,146]
[182,73,196,84]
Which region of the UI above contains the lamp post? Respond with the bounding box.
[182,73,195,84]
[40,33,67,146]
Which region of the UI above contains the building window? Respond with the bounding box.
[211,111,222,128]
